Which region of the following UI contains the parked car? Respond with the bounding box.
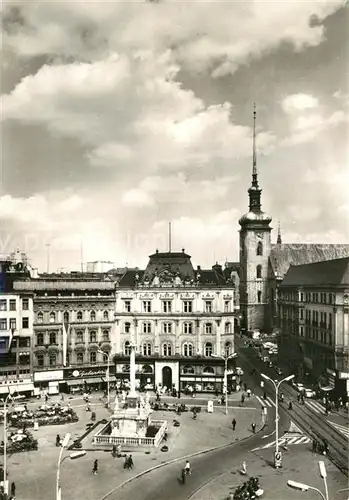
[304,388,316,398]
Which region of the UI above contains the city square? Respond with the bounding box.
[1,1,349,499]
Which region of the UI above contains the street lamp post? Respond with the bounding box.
[56,433,71,500]
[261,372,295,468]
[287,480,327,500]
[97,350,110,408]
[2,392,14,499]
[212,353,237,415]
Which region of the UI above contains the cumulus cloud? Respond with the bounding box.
[2,0,343,77]
[282,93,319,113]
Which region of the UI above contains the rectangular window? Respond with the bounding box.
[224,301,230,313]
[300,293,304,302]
[124,300,131,312]
[37,354,44,367]
[89,331,97,343]
[76,331,84,343]
[183,322,193,334]
[9,318,16,330]
[22,317,29,329]
[163,322,172,334]
[90,351,96,364]
[142,301,152,313]
[22,298,29,310]
[205,323,212,334]
[77,352,84,364]
[162,301,172,313]
[49,354,56,367]
[9,299,16,311]
[143,322,151,334]
[205,301,212,313]
[183,301,193,313]
[0,300,6,311]
[0,319,7,330]
[257,291,262,303]
[300,309,304,320]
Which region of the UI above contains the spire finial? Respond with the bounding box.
[253,102,257,177]
[277,220,282,245]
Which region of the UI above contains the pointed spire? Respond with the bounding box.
[252,102,257,179]
[277,220,282,245]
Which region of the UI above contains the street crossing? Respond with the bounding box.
[328,421,349,440]
[255,395,275,408]
[305,400,325,414]
[252,431,311,451]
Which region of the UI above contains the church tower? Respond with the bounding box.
[239,105,272,332]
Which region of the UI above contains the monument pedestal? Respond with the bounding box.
[110,394,152,438]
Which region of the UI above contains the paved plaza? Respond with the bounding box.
[2,392,262,500]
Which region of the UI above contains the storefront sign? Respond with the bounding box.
[65,368,108,379]
[34,370,64,382]
[339,372,349,379]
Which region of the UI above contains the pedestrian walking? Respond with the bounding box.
[246,388,251,398]
[93,459,98,475]
[56,434,61,447]
[288,401,293,410]
[263,391,267,400]
[128,455,134,469]
[11,481,16,498]
[241,394,245,406]
[251,422,256,434]
[232,418,236,430]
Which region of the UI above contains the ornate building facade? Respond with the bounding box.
[13,278,115,394]
[113,250,237,393]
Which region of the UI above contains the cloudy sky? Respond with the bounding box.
[1,0,348,272]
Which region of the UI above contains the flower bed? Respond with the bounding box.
[0,431,38,455]
[9,403,79,428]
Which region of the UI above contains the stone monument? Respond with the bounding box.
[110,342,152,438]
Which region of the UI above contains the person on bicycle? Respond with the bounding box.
[184,460,191,474]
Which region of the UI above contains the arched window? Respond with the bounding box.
[162,342,172,357]
[37,312,43,323]
[77,311,83,321]
[90,311,96,321]
[49,312,56,323]
[63,311,69,323]
[103,310,109,321]
[183,342,193,357]
[257,241,263,256]
[142,342,152,356]
[183,365,194,374]
[225,342,232,356]
[225,322,231,334]
[203,366,214,374]
[124,341,131,356]
[256,265,262,279]
[205,342,213,357]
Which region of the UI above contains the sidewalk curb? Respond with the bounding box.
[99,412,267,500]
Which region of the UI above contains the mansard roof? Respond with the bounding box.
[281,257,349,288]
[269,243,349,280]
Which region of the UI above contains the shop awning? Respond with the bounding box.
[102,375,116,383]
[0,383,35,394]
[66,380,83,387]
[85,377,102,384]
